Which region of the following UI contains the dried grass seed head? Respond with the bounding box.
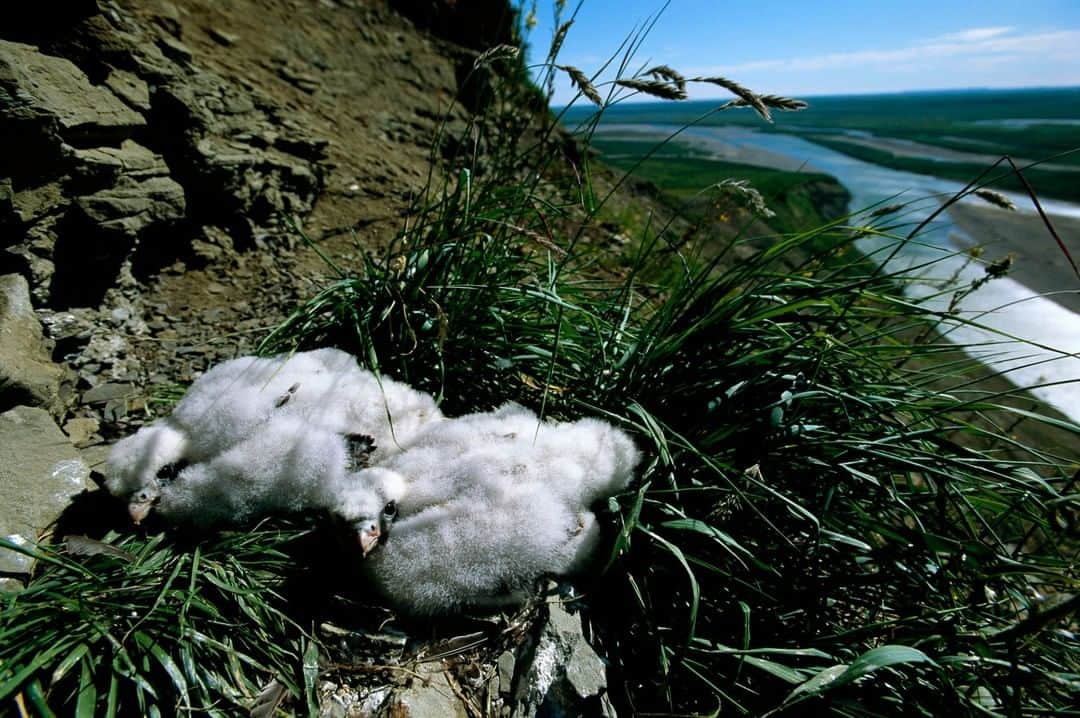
[645,64,687,92]
[974,189,1017,211]
[715,178,776,218]
[615,77,688,101]
[724,94,808,113]
[693,75,771,121]
[547,19,574,62]
[473,44,520,69]
[559,65,603,106]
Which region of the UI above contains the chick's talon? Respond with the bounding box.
[346,434,378,471]
[155,459,188,484]
[347,434,377,454]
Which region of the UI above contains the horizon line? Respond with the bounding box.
[551,83,1080,111]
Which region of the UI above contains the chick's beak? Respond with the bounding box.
[358,525,380,557]
[128,499,155,525]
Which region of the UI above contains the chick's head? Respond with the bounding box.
[334,467,408,556]
[105,421,190,523]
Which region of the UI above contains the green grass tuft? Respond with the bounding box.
[0,523,317,716]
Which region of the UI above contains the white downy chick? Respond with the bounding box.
[105,348,442,524]
[149,416,353,527]
[167,348,441,461]
[365,403,638,517]
[331,467,408,556]
[362,471,600,615]
[335,405,640,615]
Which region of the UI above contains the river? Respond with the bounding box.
[598,123,1080,422]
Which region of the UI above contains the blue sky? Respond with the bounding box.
[522,1,1080,104]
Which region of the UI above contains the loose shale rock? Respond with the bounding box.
[0,405,91,591]
[0,273,70,413]
[511,601,615,718]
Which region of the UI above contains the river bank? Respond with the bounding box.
[948,202,1080,315]
[597,122,1080,312]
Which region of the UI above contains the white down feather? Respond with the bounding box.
[337,404,640,615]
[104,348,442,524]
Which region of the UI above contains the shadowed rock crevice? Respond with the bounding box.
[1,6,329,309]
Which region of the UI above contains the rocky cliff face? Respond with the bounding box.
[1,0,521,415]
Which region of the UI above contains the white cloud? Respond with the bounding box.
[691,28,1080,76]
[926,26,1014,44]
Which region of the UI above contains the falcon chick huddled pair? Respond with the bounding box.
[105,349,639,614]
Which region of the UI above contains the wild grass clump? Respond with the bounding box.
[260,17,1078,715]
[0,523,320,716]
[260,165,1079,714]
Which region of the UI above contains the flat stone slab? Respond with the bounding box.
[75,174,186,237]
[74,140,169,178]
[0,273,69,414]
[389,662,467,718]
[0,39,146,143]
[0,405,91,590]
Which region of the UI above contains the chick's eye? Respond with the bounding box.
[382,501,397,519]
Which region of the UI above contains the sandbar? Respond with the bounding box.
[948,202,1080,315]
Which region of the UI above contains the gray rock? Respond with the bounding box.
[0,406,91,591]
[194,136,321,220]
[357,686,392,716]
[158,37,194,64]
[0,39,145,145]
[144,0,183,37]
[37,308,96,344]
[389,662,468,718]
[104,69,152,113]
[1,245,55,305]
[0,178,10,218]
[1,184,65,301]
[152,70,324,220]
[73,141,169,182]
[498,650,517,695]
[81,382,135,405]
[209,28,240,47]
[6,181,67,228]
[317,682,391,718]
[551,605,606,700]
[63,416,101,447]
[277,64,320,93]
[0,274,70,414]
[75,174,186,237]
[511,601,613,718]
